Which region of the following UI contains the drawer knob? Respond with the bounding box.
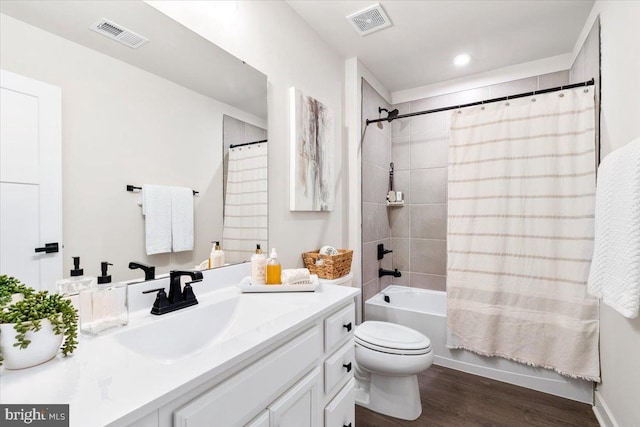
[343,423,352,427]
[343,362,352,372]
[343,322,352,332]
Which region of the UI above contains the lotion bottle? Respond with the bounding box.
[251,244,266,285]
[210,241,225,268]
[266,248,281,285]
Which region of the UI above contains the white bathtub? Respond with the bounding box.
[365,285,593,404]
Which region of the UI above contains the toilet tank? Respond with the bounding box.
[318,272,353,287]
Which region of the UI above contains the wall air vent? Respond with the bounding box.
[89,18,148,49]
[346,3,392,36]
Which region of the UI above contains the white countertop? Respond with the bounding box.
[0,275,359,427]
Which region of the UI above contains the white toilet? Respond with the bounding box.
[318,273,433,420]
[354,321,433,420]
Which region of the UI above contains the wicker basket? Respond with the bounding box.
[302,249,353,280]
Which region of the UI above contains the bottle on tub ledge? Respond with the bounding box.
[266,248,282,285]
[79,262,128,335]
[251,244,266,285]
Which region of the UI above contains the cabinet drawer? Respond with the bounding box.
[174,326,321,427]
[324,341,354,394]
[324,379,355,427]
[324,304,355,353]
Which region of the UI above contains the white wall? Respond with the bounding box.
[0,14,264,281]
[577,2,640,426]
[146,1,346,270]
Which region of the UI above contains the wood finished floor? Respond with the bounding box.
[355,365,599,427]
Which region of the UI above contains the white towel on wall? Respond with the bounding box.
[171,186,194,252]
[142,184,172,255]
[588,137,640,318]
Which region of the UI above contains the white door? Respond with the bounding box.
[0,69,62,292]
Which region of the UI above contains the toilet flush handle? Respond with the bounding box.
[343,424,352,427]
[343,322,352,332]
[342,362,352,372]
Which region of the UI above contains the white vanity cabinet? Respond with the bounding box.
[142,301,356,427]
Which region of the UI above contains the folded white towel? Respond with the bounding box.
[587,137,640,318]
[142,185,172,255]
[281,268,311,285]
[171,186,194,252]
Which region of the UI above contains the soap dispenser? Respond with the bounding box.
[55,256,96,295]
[210,241,225,268]
[251,244,266,285]
[266,248,281,285]
[79,262,128,335]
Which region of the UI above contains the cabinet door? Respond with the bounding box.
[269,367,321,427]
[245,410,269,427]
[324,379,355,427]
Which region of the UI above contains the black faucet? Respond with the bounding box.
[128,261,156,281]
[142,270,203,315]
[377,243,393,260]
[379,268,401,278]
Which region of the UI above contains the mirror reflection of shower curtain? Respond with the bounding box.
[223,143,268,264]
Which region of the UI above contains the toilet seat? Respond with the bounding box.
[355,321,431,355]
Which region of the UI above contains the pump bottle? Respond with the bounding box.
[210,241,225,268]
[55,256,96,295]
[251,244,266,285]
[79,262,128,335]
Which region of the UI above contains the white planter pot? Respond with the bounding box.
[0,318,63,370]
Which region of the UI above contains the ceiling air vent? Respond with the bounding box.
[90,18,149,49]
[346,3,392,36]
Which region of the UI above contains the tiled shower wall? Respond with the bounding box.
[361,80,394,303]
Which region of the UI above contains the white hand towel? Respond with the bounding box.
[587,137,640,318]
[281,268,311,285]
[142,185,172,255]
[171,186,194,252]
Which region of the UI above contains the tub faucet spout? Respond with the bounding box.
[379,268,401,278]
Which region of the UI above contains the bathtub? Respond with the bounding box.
[365,285,593,404]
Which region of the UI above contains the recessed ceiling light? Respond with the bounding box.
[454,54,471,66]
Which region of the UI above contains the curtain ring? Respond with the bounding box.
[531,98,536,102]
[505,102,510,106]
[584,88,590,93]
[559,93,565,97]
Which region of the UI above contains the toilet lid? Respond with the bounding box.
[355,321,431,354]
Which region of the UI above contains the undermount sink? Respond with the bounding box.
[115,294,303,364]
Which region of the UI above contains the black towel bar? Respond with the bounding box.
[126,184,198,196]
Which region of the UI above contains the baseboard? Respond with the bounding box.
[592,390,619,427]
[434,355,593,404]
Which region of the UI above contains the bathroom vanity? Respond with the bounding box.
[0,264,359,427]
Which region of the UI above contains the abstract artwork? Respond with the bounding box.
[290,87,334,211]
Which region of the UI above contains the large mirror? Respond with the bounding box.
[0,0,267,284]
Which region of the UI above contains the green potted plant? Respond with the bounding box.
[0,275,78,369]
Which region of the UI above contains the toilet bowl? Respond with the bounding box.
[354,321,433,421]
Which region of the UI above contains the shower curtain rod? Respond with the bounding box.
[366,78,595,126]
[229,139,267,149]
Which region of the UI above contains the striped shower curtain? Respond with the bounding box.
[222,143,268,264]
[446,87,600,381]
